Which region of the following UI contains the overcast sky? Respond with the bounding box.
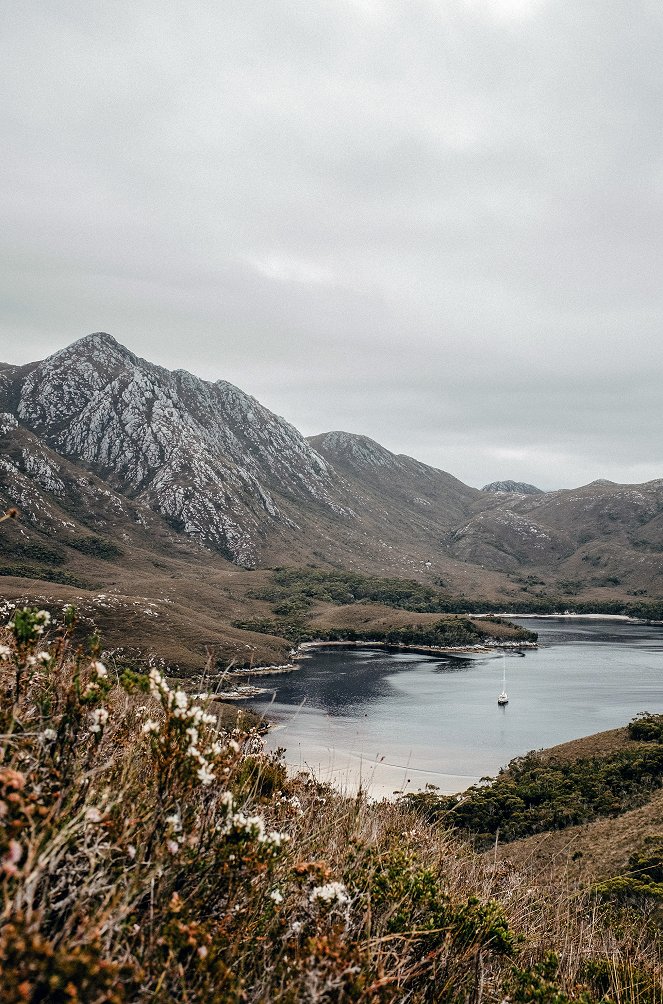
[2,1,662,490]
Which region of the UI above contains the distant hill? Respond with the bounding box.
[482,480,544,495]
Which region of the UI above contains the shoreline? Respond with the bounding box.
[229,612,657,676]
[230,637,538,677]
[493,612,640,621]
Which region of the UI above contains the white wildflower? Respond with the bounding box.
[218,810,265,839]
[197,764,215,786]
[291,921,303,934]
[0,645,11,660]
[42,728,57,742]
[89,707,109,734]
[228,739,240,754]
[148,668,170,699]
[166,839,180,855]
[269,889,284,905]
[142,719,160,734]
[36,651,51,664]
[91,660,108,679]
[127,844,137,859]
[185,726,199,745]
[310,881,351,907]
[26,655,37,667]
[247,814,266,840]
[197,945,208,959]
[34,610,51,635]
[265,830,289,848]
[165,812,182,832]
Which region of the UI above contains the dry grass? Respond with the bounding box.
[536,727,642,763]
[307,603,529,643]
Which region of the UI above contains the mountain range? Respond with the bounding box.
[1,333,662,668]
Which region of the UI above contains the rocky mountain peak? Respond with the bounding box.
[0,334,350,564]
[308,431,398,469]
[482,480,544,496]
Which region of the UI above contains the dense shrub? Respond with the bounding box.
[594,836,663,910]
[0,537,66,566]
[0,563,92,587]
[628,712,663,743]
[403,736,663,848]
[66,535,123,559]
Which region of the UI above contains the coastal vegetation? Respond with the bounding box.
[232,612,535,649]
[402,740,663,849]
[238,569,538,651]
[252,567,663,622]
[1,606,661,1002]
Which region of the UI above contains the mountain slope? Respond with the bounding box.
[1,333,353,565]
[1,333,662,610]
[308,430,478,528]
[0,337,495,584]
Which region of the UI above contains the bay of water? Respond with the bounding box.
[243,619,663,798]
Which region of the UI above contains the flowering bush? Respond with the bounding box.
[0,606,660,1002]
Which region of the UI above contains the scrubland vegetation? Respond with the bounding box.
[403,738,663,848]
[232,612,534,649]
[1,606,661,1002]
[249,567,663,622]
[237,569,537,649]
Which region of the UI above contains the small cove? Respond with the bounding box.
[241,618,663,798]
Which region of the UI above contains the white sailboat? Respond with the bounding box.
[497,654,508,706]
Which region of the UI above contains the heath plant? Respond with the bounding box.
[0,607,661,1002]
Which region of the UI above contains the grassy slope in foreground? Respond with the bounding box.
[1,607,662,1003]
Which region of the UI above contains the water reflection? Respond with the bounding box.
[246,646,475,716]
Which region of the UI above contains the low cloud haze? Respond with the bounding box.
[2,1,662,490]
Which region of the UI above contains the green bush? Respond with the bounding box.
[66,535,123,559]
[403,735,663,848]
[628,713,663,743]
[0,563,92,587]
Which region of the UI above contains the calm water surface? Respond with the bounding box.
[243,619,663,798]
